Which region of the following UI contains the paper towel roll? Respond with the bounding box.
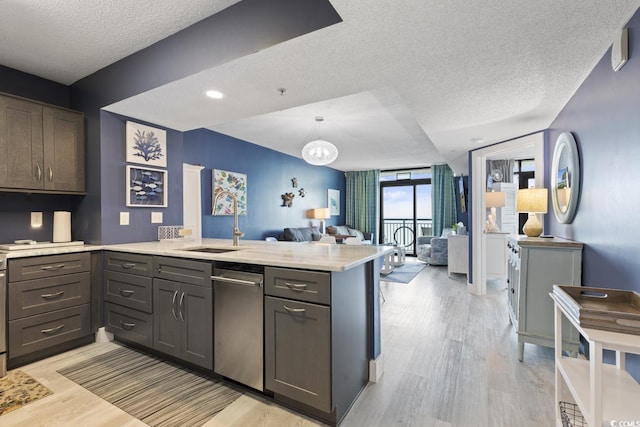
[53,211,71,243]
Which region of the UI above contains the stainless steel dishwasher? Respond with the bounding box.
[212,264,264,391]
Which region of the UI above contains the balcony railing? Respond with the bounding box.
[381,218,433,254]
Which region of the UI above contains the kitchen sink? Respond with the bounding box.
[180,247,239,254]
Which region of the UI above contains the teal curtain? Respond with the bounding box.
[431,164,457,237]
[345,170,380,242]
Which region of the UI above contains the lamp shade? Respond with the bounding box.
[516,188,548,213]
[306,208,330,219]
[302,139,338,165]
[485,191,506,208]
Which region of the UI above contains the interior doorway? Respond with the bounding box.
[469,133,545,295]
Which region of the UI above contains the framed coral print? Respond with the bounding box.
[126,121,167,167]
[213,169,247,215]
[328,189,340,216]
[126,166,167,207]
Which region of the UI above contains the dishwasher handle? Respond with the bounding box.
[211,275,263,287]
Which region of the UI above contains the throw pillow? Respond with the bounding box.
[348,228,365,240]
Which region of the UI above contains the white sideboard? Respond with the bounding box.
[447,234,468,277]
[486,232,508,280]
[506,235,583,361]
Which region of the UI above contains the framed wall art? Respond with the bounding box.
[213,169,247,215]
[328,188,340,216]
[126,121,167,167]
[126,165,167,207]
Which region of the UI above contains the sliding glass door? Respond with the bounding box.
[380,170,431,255]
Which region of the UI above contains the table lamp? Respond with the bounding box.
[485,191,506,232]
[306,208,330,234]
[516,188,548,237]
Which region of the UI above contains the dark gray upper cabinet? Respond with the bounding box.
[0,93,85,194]
[42,106,85,193]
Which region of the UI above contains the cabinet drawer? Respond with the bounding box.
[104,270,153,313]
[265,267,330,305]
[104,251,153,277]
[104,302,153,348]
[9,252,90,282]
[154,256,212,287]
[8,304,91,358]
[8,272,90,320]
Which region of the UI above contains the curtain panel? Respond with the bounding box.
[345,170,380,242]
[431,164,457,237]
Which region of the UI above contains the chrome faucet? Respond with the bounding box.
[213,191,244,246]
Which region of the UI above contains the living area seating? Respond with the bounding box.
[278,226,322,242]
[325,225,373,244]
[417,228,453,265]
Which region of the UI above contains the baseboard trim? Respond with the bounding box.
[369,353,384,383]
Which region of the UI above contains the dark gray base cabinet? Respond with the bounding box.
[104,302,153,348]
[153,257,213,370]
[265,296,331,412]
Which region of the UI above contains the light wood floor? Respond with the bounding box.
[2,261,555,426]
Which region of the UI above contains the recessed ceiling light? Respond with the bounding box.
[205,90,224,99]
[470,137,484,144]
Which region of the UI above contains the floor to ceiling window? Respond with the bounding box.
[380,169,431,255]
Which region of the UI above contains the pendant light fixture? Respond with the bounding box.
[302,116,338,166]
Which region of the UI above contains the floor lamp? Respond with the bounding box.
[516,188,548,237]
[307,208,330,234]
[485,191,505,233]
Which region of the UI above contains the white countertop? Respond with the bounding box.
[2,239,394,272]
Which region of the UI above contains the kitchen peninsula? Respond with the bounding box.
[103,238,390,426]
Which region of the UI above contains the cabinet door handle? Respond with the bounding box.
[171,291,178,320]
[284,282,307,291]
[41,291,65,300]
[119,289,134,297]
[41,324,64,334]
[48,166,53,182]
[283,305,306,313]
[179,292,185,321]
[41,264,65,270]
[121,263,136,269]
[36,164,42,181]
[120,321,136,330]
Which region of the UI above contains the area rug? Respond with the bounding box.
[0,370,53,415]
[380,262,426,283]
[58,346,242,427]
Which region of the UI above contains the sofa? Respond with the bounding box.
[417,228,453,265]
[325,225,374,244]
[278,226,322,242]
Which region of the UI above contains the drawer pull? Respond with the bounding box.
[41,324,64,334]
[41,264,65,271]
[119,289,134,297]
[121,263,136,269]
[120,321,136,330]
[284,282,307,291]
[283,305,306,313]
[41,291,65,300]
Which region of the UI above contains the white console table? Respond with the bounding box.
[552,293,640,427]
[447,234,468,277]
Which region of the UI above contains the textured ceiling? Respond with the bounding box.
[2,0,639,173]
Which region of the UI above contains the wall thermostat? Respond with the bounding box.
[611,28,628,72]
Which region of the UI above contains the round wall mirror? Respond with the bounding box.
[551,132,580,223]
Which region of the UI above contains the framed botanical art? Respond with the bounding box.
[126,121,167,168]
[213,169,247,215]
[328,188,340,216]
[126,165,167,207]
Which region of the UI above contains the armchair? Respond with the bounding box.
[416,228,453,265]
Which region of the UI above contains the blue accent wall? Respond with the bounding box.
[547,9,640,379]
[183,129,345,240]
